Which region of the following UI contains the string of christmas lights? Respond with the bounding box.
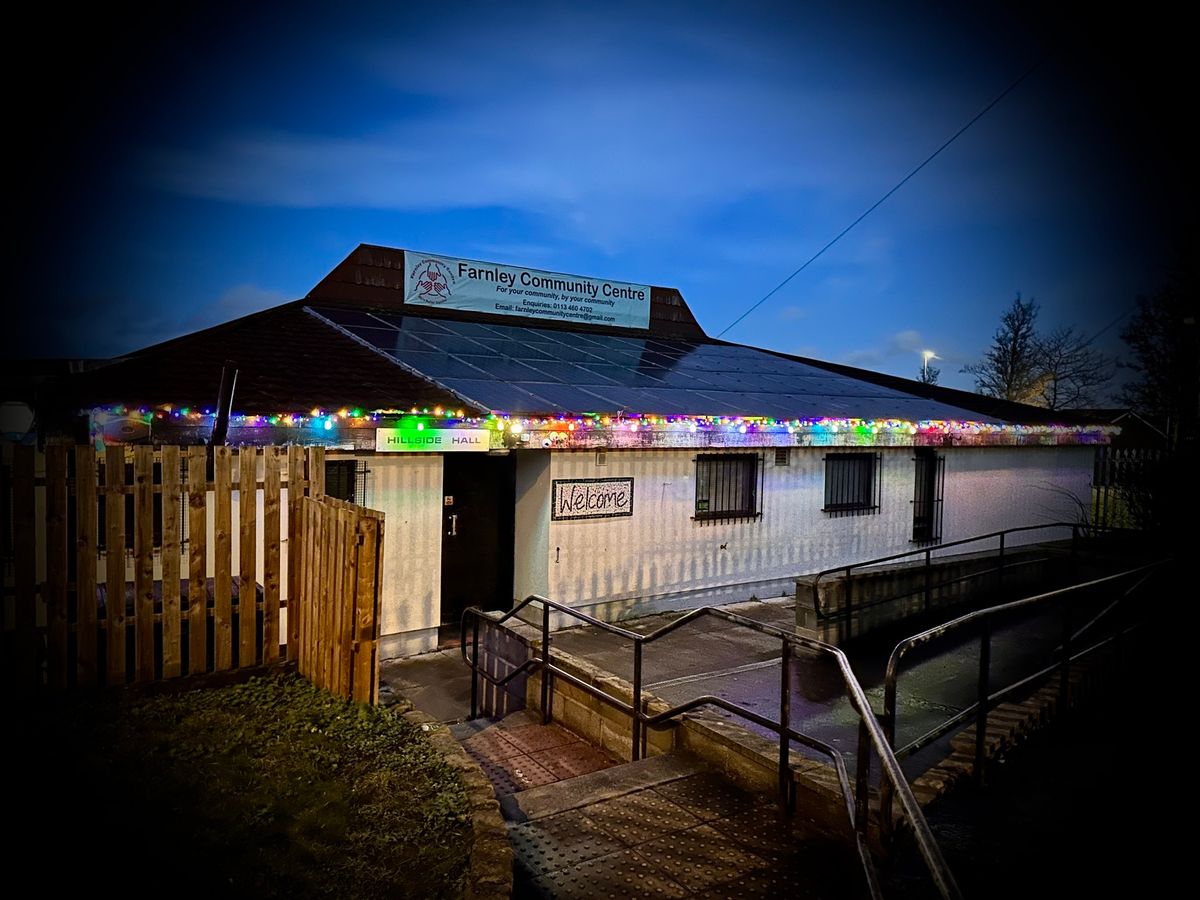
[89,403,1118,445]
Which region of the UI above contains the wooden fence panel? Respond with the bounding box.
[45,445,68,690]
[239,450,257,666]
[161,446,182,679]
[291,495,385,703]
[187,445,208,675]
[213,447,233,671]
[6,445,366,693]
[263,448,281,662]
[287,445,305,657]
[105,446,126,684]
[134,446,155,682]
[353,515,383,703]
[12,446,36,693]
[75,447,98,685]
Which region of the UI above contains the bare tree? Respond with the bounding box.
[1119,275,1199,449]
[1034,326,1113,410]
[962,295,1042,403]
[917,363,940,385]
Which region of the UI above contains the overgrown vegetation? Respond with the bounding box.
[8,673,471,898]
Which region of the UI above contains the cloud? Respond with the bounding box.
[139,5,1024,253]
[777,305,807,321]
[841,328,926,366]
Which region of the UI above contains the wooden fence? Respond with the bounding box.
[293,495,385,704]
[1,442,382,701]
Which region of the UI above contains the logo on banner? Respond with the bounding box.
[408,257,455,304]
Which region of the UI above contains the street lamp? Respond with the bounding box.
[922,350,938,380]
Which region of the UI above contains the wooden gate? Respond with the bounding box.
[1,442,383,701]
[293,495,385,704]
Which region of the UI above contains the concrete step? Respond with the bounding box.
[502,751,707,823]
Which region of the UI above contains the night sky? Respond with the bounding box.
[9,2,1193,395]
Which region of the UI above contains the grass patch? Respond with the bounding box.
[8,673,471,898]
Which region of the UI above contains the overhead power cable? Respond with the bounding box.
[716,57,1047,339]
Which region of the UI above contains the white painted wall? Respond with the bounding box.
[514,451,551,601]
[940,445,1093,546]
[367,454,443,657]
[543,445,1093,610]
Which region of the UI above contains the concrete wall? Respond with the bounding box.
[367,454,444,658]
[543,445,1093,615]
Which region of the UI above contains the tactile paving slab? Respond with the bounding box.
[499,722,580,754]
[509,809,627,876]
[461,728,524,761]
[523,847,690,899]
[636,824,771,893]
[650,772,757,822]
[535,741,617,781]
[580,788,703,846]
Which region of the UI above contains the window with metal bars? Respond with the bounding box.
[325,458,370,505]
[911,449,945,544]
[822,453,881,516]
[694,453,762,521]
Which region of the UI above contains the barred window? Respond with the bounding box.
[694,454,762,521]
[823,453,881,517]
[911,449,945,544]
[325,459,370,505]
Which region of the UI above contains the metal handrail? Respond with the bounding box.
[808,521,1142,622]
[461,595,963,900]
[877,559,1167,837]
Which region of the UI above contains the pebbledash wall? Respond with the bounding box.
[363,443,1094,658]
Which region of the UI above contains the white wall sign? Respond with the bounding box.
[405,251,651,330]
[551,477,635,520]
[375,428,491,453]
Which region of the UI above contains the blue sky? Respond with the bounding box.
[10,2,1191,395]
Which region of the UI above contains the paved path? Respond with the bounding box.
[458,711,860,899]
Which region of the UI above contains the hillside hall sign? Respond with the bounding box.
[404,251,651,330]
[375,428,491,452]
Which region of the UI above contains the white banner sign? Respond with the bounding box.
[551,478,635,520]
[375,428,491,453]
[404,251,651,330]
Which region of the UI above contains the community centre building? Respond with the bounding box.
[56,245,1114,657]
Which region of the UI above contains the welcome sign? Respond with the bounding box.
[404,251,651,330]
[551,477,635,520]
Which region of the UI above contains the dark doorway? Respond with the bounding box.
[440,453,516,632]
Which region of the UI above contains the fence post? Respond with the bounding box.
[855,718,872,841]
[632,639,643,762]
[540,600,552,725]
[844,566,854,642]
[1059,596,1072,722]
[470,614,479,721]
[996,533,1006,595]
[779,638,792,811]
[974,618,991,783]
[924,547,932,613]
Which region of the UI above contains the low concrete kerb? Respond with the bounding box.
[397,704,513,899]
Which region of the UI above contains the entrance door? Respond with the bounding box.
[440,453,516,628]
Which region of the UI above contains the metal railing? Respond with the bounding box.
[461,595,963,900]
[808,521,1142,626]
[877,559,1167,837]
